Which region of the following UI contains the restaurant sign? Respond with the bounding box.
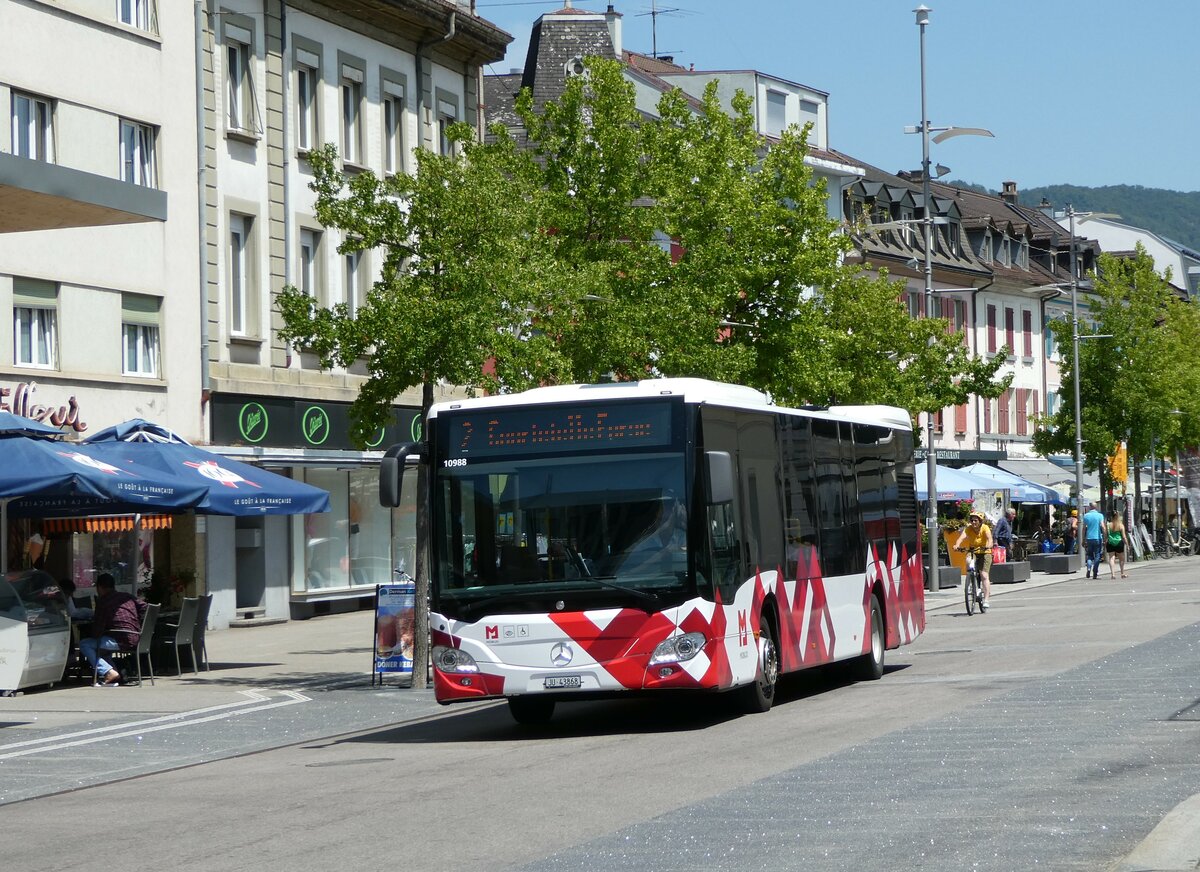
[373,583,415,680]
[211,393,420,451]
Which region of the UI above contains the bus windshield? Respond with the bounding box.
[433,451,691,618]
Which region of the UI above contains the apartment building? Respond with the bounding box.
[0,0,201,591]
[199,0,508,624]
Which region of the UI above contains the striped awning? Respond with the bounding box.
[43,514,174,534]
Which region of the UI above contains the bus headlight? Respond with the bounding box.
[649,632,706,666]
[433,645,479,674]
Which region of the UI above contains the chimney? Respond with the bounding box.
[605,5,622,56]
[1001,180,1018,205]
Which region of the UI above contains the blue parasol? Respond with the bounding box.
[84,419,330,515]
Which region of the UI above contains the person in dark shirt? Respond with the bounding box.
[79,573,143,686]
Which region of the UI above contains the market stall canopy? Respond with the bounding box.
[914,463,1007,501]
[959,462,1066,505]
[84,419,330,515]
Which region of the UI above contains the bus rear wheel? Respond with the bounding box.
[507,696,556,725]
[851,594,885,681]
[738,612,779,714]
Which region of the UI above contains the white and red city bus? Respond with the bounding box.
[380,378,925,723]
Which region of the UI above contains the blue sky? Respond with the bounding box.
[475,0,1200,194]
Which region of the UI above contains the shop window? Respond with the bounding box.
[296,467,415,592]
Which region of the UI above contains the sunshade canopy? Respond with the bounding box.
[84,419,330,515]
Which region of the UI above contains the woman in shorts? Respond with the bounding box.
[1105,511,1128,579]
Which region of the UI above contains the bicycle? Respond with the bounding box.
[957,547,988,616]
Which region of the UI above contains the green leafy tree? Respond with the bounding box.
[279,57,1013,677]
[1034,244,1200,506]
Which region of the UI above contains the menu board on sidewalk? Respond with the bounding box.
[373,584,415,681]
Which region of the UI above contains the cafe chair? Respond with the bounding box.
[191,593,213,671]
[105,602,160,687]
[156,596,199,675]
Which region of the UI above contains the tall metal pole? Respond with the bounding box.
[916,5,938,589]
[1069,205,1085,525]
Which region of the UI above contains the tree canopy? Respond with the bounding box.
[278,57,1007,442]
[1033,243,1200,487]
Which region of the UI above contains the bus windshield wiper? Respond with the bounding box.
[568,575,659,605]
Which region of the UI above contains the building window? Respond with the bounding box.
[437,97,457,156]
[122,293,160,377]
[978,230,991,263]
[12,278,57,369]
[766,89,787,137]
[229,213,254,336]
[997,389,1011,435]
[298,228,323,303]
[382,80,406,175]
[1044,313,1059,360]
[117,0,153,30]
[119,120,156,186]
[225,24,256,134]
[1022,309,1033,358]
[1004,308,1015,354]
[295,51,320,153]
[340,61,364,165]
[11,91,54,162]
[986,304,997,353]
[1016,387,1029,436]
[344,249,362,317]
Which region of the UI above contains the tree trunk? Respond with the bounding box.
[411,379,434,690]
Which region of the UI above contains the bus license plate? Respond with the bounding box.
[543,675,581,689]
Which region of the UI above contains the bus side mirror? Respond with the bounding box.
[379,442,426,507]
[705,450,734,505]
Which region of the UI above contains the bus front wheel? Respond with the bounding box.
[738,612,779,714]
[507,696,556,725]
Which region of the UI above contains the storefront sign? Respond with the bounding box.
[0,381,88,433]
[373,583,415,678]
[914,448,1006,463]
[211,394,420,450]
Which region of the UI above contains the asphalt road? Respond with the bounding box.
[2,561,1198,872]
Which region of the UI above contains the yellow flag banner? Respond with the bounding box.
[1108,441,1128,484]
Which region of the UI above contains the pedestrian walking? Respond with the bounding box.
[1106,512,1128,579]
[1065,509,1079,554]
[1082,502,1107,579]
[993,507,1015,561]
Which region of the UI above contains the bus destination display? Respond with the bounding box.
[445,400,675,460]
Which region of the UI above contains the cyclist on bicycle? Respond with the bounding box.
[955,511,993,612]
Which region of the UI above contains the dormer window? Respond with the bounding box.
[997,236,1010,266]
[945,220,960,256]
[1017,239,1029,269]
[978,230,992,263]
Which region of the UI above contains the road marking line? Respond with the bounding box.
[0,690,310,760]
[0,690,271,751]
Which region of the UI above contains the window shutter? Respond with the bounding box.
[121,293,161,326]
[1016,387,1028,436]
[998,390,1010,435]
[954,403,968,434]
[987,305,997,353]
[1005,308,1015,352]
[1022,309,1033,356]
[13,277,56,306]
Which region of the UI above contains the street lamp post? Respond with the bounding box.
[912,5,992,588]
[916,5,938,589]
[1067,204,1085,521]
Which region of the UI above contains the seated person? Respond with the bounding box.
[79,574,145,687]
[56,578,94,622]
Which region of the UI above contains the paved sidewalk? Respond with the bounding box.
[0,607,392,725]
